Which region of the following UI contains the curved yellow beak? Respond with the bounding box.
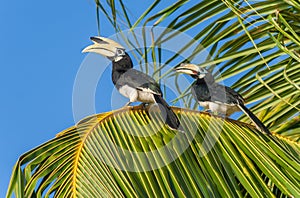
[174,63,202,75]
[82,36,125,57]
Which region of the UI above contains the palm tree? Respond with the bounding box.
[7,0,300,197]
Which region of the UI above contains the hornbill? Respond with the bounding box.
[82,36,182,132]
[175,63,270,135]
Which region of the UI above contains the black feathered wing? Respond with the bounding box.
[192,81,269,134]
[210,84,245,105]
[114,69,162,95]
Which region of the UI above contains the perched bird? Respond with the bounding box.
[82,36,182,132]
[175,63,270,135]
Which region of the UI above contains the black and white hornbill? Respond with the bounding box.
[82,36,182,132]
[175,63,271,135]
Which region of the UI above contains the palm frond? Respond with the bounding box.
[7,107,300,197]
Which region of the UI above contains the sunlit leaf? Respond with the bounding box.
[7,107,300,197]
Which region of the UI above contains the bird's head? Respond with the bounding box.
[82,36,126,62]
[175,63,208,79]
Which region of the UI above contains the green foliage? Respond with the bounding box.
[6,107,300,197]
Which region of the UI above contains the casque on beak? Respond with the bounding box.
[174,63,204,75]
[82,36,125,58]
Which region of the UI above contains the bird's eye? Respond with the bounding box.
[116,49,124,56]
[199,68,207,73]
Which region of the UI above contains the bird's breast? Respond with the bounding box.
[118,85,137,98]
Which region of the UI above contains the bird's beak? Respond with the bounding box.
[82,36,125,58]
[174,63,206,76]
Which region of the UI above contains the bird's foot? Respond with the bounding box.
[204,109,212,113]
[204,109,227,118]
[204,109,216,116]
